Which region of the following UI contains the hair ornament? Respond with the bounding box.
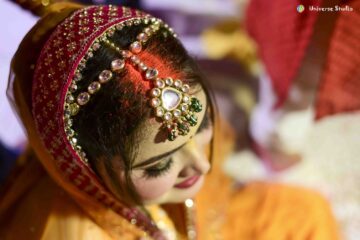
[33,6,198,238]
[63,17,203,149]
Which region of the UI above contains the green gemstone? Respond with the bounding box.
[186,114,198,126]
[178,122,190,135]
[190,98,202,112]
[168,130,177,141]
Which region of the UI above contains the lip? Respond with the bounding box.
[174,175,200,189]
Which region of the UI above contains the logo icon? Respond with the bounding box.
[297,5,305,13]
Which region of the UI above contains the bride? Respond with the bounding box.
[0,1,339,239]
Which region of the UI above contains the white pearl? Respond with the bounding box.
[111,59,125,71]
[150,98,160,107]
[155,79,165,88]
[181,103,189,112]
[130,41,142,54]
[151,88,161,97]
[182,84,190,93]
[174,79,182,88]
[173,109,181,118]
[88,81,101,94]
[163,112,172,121]
[165,77,173,86]
[155,107,164,117]
[185,199,194,208]
[99,70,113,83]
[182,95,190,103]
[77,92,90,105]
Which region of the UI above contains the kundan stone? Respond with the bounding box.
[161,88,182,111]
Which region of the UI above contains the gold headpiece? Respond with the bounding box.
[31,6,201,237]
[64,17,203,155]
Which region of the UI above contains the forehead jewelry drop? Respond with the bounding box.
[111,31,203,140]
[103,19,203,141]
[63,18,203,159]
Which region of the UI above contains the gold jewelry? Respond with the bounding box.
[64,17,203,154]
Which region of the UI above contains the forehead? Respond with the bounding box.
[134,86,208,164]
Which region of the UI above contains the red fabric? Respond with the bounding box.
[31,6,165,238]
[131,51,184,92]
[315,0,360,119]
[246,0,322,108]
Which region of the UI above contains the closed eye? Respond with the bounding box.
[143,158,174,179]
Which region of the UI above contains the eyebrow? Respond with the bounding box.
[133,109,211,169]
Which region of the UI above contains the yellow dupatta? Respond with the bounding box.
[0,2,149,239]
[0,1,341,240]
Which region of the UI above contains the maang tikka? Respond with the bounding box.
[64,16,203,152]
[33,6,202,238]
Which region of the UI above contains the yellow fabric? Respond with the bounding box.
[146,205,177,240]
[201,20,259,74]
[223,183,339,240]
[195,119,340,240]
[11,0,73,17]
[2,2,146,239]
[1,171,113,240]
[0,116,339,240]
[0,2,340,240]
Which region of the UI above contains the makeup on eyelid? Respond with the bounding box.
[141,119,212,180]
[143,158,173,179]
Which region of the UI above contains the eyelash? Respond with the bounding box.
[143,158,174,179]
[141,110,210,179]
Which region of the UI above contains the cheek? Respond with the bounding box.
[131,170,178,200]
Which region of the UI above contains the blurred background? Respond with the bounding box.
[1,0,359,239]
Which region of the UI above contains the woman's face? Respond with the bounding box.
[99,86,212,205]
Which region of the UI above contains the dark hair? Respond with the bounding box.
[72,22,215,205]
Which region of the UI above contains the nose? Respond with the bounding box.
[177,139,210,178]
